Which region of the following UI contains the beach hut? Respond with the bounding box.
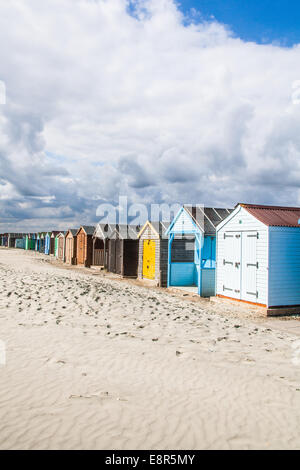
[3,234,8,247]
[75,226,95,267]
[30,235,37,250]
[8,233,24,248]
[166,206,232,296]
[36,233,41,251]
[92,224,115,268]
[38,233,46,253]
[15,238,26,249]
[107,225,140,277]
[49,231,59,255]
[216,203,300,314]
[65,229,78,265]
[137,221,170,287]
[56,232,66,261]
[25,234,35,250]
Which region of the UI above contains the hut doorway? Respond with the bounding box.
[77,232,85,265]
[143,240,155,280]
[65,237,73,264]
[50,237,55,255]
[108,239,116,273]
[122,240,139,277]
[58,236,65,260]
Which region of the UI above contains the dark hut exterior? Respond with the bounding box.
[50,231,60,255]
[107,225,140,277]
[8,233,26,248]
[39,233,46,253]
[75,226,95,267]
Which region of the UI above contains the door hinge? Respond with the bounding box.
[247,262,259,268]
[223,285,233,291]
[247,291,258,298]
[247,233,259,239]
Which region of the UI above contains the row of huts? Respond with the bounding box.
[1,203,300,314]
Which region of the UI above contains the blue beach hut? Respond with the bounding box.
[166,206,232,297]
[15,238,26,249]
[36,233,41,251]
[44,232,52,255]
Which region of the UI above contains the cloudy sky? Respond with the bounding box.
[1,0,300,231]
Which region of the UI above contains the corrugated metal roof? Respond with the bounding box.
[96,223,116,239]
[184,206,233,234]
[240,203,300,227]
[150,221,170,237]
[110,224,141,240]
[80,225,95,235]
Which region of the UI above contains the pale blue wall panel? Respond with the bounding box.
[269,227,300,306]
[170,263,195,286]
[202,269,216,297]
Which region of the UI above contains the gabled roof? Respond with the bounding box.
[137,221,170,239]
[93,223,115,240]
[184,206,233,234]
[110,224,141,240]
[50,231,60,237]
[65,229,78,237]
[166,206,233,235]
[77,226,95,236]
[240,203,300,227]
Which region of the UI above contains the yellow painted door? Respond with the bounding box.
[143,240,155,279]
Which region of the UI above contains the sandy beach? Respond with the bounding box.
[1,248,300,450]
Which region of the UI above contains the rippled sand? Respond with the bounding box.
[0,248,300,450]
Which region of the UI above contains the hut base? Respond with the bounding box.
[213,295,300,317]
[137,276,160,287]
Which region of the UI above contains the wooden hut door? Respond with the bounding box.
[77,232,85,264]
[65,237,71,263]
[116,240,122,275]
[143,240,155,279]
[241,232,258,302]
[222,232,241,299]
[108,239,116,273]
[58,237,64,260]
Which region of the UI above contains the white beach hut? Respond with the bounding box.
[216,203,300,314]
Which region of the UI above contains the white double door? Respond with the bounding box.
[223,231,258,302]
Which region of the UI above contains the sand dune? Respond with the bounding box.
[0,248,300,449]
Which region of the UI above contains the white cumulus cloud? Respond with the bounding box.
[0,0,300,231]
